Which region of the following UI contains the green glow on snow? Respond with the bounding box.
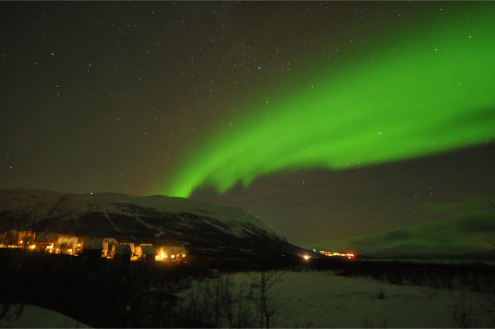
[161,6,495,198]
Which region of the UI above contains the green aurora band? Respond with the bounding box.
[161,6,495,198]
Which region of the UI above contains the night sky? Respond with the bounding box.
[2,2,495,254]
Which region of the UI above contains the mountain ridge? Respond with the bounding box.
[0,189,309,257]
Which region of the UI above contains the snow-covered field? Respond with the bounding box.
[0,304,91,328]
[182,271,493,328]
[1,271,492,328]
[269,271,491,328]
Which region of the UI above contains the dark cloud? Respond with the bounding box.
[349,211,495,256]
[306,199,495,257]
[454,211,495,234]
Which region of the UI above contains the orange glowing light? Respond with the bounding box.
[304,255,309,260]
[319,251,355,258]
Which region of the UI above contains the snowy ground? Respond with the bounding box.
[1,271,492,328]
[0,304,91,328]
[183,270,494,328]
[271,271,490,328]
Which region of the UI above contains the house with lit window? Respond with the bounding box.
[134,244,157,262]
[34,232,60,253]
[102,238,118,257]
[80,237,104,257]
[111,243,132,262]
[58,235,78,255]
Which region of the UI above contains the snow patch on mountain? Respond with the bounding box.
[0,188,273,234]
[0,189,305,257]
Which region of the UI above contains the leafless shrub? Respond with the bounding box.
[173,271,259,328]
[451,292,478,328]
[249,270,285,328]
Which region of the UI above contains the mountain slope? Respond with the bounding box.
[0,189,309,257]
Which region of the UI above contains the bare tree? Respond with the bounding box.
[232,281,256,328]
[0,232,7,245]
[202,270,225,327]
[59,242,68,254]
[249,270,285,328]
[451,292,478,328]
[219,273,236,327]
[5,230,17,246]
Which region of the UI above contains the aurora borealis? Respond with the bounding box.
[2,1,495,253]
[162,7,495,198]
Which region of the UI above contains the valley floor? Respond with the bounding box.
[271,271,487,327]
[2,271,493,328]
[196,271,493,328]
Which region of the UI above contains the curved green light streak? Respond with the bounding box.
[162,7,495,198]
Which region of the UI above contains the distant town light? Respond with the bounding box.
[304,255,310,260]
[319,251,355,258]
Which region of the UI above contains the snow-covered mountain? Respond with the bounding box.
[0,189,308,257]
